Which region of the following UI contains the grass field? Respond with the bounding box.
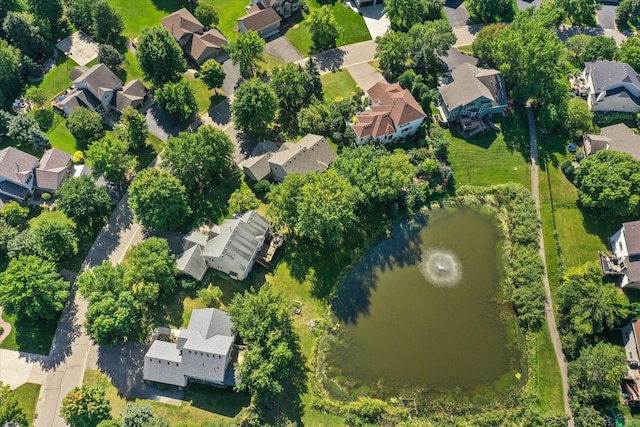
[535,325,564,415]
[0,313,58,354]
[13,383,41,427]
[448,109,531,189]
[31,56,77,101]
[205,0,248,41]
[107,0,184,39]
[321,69,357,103]
[46,114,76,154]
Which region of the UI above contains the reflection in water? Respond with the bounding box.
[420,248,462,288]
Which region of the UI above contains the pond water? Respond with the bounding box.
[325,208,522,398]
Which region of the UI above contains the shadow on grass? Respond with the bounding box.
[185,167,243,229]
[185,383,251,418]
[579,205,630,248]
[7,316,59,356]
[537,129,571,172]
[501,106,530,160]
[151,0,191,12]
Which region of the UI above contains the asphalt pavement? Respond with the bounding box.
[444,0,471,27]
[596,4,618,30]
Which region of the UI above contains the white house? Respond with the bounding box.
[583,60,640,113]
[143,308,236,387]
[352,82,427,145]
[608,221,640,289]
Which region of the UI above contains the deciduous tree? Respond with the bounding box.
[85,135,136,182]
[27,0,63,26]
[231,78,277,137]
[225,30,265,78]
[194,2,218,28]
[617,0,640,29]
[471,23,506,67]
[374,31,413,81]
[154,79,198,124]
[0,40,21,105]
[228,187,260,213]
[116,106,148,150]
[408,20,456,78]
[136,26,187,86]
[85,291,139,345]
[60,386,112,427]
[0,201,28,225]
[582,35,617,62]
[123,237,177,294]
[616,34,640,71]
[128,168,191,230]
[565,97,593,138]
[2,12,43,60]
[270,63,313,125]
[67,107,105,150]
[31,215,78,262]
[92,0,124,46]
[384,0,443,32]
[0,255,69,322]
[467,0,515,23]
[7,113,50,151]
[98,44,125,73]
[195,59,225,92]
[308,5,340,52]
[548,0,599,26]
[56,176,112,228]
[68,0,94,33]
[0,382,28,426]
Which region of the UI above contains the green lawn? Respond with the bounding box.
[122,51,147,84]
[185,75,226,113]
[84,370,247,424]
[31,56,76,101]
[13,383,41,427]
[0,313,57,355]
[203,0,248,41]
[321,69,357,103]
[535,325,564,415]
[107,0,184,39]
[46,114,77,154]
[457,45,474,55]
[448,110,531,189]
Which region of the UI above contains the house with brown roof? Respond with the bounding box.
[352,82,427,145]
[237,7,281,38]
[584,123,640,161]
[0,147,39,204]
[162,8,228,65]
[240,134,336,182]
[59,64,149,116]
[608,221,640,289]
[35,149,73,193]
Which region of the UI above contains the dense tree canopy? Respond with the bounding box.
[27,0,63,25]
[308,5,340,52]
[228,187,260,213]
[0,201,28,226]
[472,23,506,67]
[467,0,515,23]
[128,168,191,230]
[136,26,187,87]
[225,30,265,79]
[116,106,148,150]
[60,386,112,427]
[86,290,139,345]
[0,255,69,322]
[0,40,22,105]
[616,34,640,71]
[232,78,277,137]
[374,31,413,81]
[384,0,443,32]
[582,35,617,63]
[408,20,456,77]
[85,135,136,182]
[31,215,78,262]
[68,0,94,33]
[548,0,598,25]
[565,97,593,137]
[67,107,105,150]
[154,79,198,124]
[2,11,44,59]
[6,113,49,151]
[270,63,314,125]
[196,59,225,91]
[574,150,640,216]
[93,0,124,46]
[0,382,28,426]
[122,237,177,294]
[194,2,218,28]
[56,176,112,228]
[163,125,234,193]
[228,285,302,402]
[98,44,125,73]
[617,0,640,29]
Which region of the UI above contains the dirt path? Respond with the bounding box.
[526,104,574,427]
[0,307,11,345]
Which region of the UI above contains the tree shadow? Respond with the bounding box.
[536,129,571,172]
[579,204,630,248]
[185,383,250,418]
[312,47,347,73]
[501,107,531,161]
[330,214,427,324]
[151,0,192,13]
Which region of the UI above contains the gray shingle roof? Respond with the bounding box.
[624,221,640,255]
[72,64,123,101]
[0,147,39,185]
[162,8,204,41]
[600,123,640,161]
[438,63,507,111]
[585,60,640,91]
[146,340,182,362]
[240,141,279,181]
[178,308,235,354]
[35,148,72,191]
[176,245,208,280]
[0,181,29,199]
[268,134,336,176]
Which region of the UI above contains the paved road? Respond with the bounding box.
[526,105,574,427]
[596,3,618,30]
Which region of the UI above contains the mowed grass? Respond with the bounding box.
[0,313,57,355]
[13,383,41,427]
[46,114,77,154]
[448,110,531,189]
[31,56,77,101]
[321,69,357,103]
[203,0,248,41]
[535,324,564,415]
[83,370,247,424]
[106,0,183,39]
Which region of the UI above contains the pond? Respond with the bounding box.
[324,207,523,399]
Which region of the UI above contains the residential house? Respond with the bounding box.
[621,319,640,404]
[237,6,281,38]
[162,8,228,65]
[352,82,427,145]
[176,211,270,281]
[0,147,39,204]
[240,134,336,182]
[35,148,73,193]
[59,64,149,116]
[143,308,236,387]
[583,123,640,161]
[605,221,640,289]
[582,60,640,113]
[252,0,300,18]
[354,0,383,7]
[437,63,508,124]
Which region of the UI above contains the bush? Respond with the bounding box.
[72,151,85,164]
[197,285,223,308]
[33,108,54,131]
[561,160,575,182]
[41,193,51,200]
[593,111,636,127]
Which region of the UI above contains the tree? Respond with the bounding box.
[0,40,21,105]
[374,31,413,81]
[162,125,234,193]
[270,63,313,125]
[472,23,506,67]
[0,0,21,29]
[0,382,28,426]
[67,107,105,150]
[549,0,599,25]
[56,176,112,228]
[117,106,148,150]
[228,187,260,213]
[128,168,191,230]
[120,404,155,427]
[68,0,94,33]
[123,237,177,294]
[617,34,640,71]
[231,78,277,137]
[92,0,124,46]
[136,25,187,87]
[617,0,640,29]
[297,102,331,135]
[60,386,112,427]
[304,57,323,101]
[1,201,28,225]
[197,285,223,308]
[565,34,591,67]
[85,291,139,345]
[308,5,340,53]
[77,261,126,298]
[228,285,301,402]
[85,135,136,182]
[384,0,444,32]
[332,146,417,205]
[154,79,198,124]
[2,12,44,59]
[98,44,125,73]
[25,86,46,109]
[568,342,627,408]
[194,2,218,28]
[408,20,456,78]
[565,97,593,138]
[0,255,69,322]
[574,150,640,216]
[7,113,50,151]
[32,215,78,262]
[467,0,515,23]
[27,0,62,25]
[582,35,617,63]
[196,59,225,92]
[225,30,265,79]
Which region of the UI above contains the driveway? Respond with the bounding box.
[145,105,181,142]
[295,40,376,74]
[0,349,46,389]
[345,62,386,91]
[597,3,618,30]
[441,48,477,71]
[444,0,471,27]
[345,2,390,39]
[221,58,241,97]
[516,0,541,10]
[265,34,303,63]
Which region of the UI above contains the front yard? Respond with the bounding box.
[13,383,41,427]
[321,69,358,103]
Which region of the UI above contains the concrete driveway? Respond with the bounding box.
[0,349,46,389]
[516,0,541,10]
[55,31,99,66]
[444,0,471,27]
[345,63,386,91]
[345,2,390,39]
[597,3,618,30]
[265,34,303,63]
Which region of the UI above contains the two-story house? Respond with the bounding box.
[583,123,640,161]
[0,147,39,204]
[582,60,640,113]
[252,0,299,18]
[35,148,73,193]
[162,8,228,65]
[351,82,427,145]
[438,63,508,124]
[143,308,237,388]
[607,221,640,289]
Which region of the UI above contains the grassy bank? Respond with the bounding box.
[13,383,41,427]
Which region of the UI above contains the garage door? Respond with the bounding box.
[359,0,374,6]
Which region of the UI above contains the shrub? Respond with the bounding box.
[33,108,54,131]
[561,160,576,182]
[593,111,636,127]
[72,151,85,164]
[197,285,223,308]
[41,193,51,200]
